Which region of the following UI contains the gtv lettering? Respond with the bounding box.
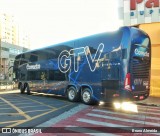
[58,43,104,73]
[134,79,143,85]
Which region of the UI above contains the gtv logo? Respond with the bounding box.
[58,43,104,73]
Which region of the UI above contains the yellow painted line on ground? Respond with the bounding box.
[25,109,51,113]
[7,103,73,128]
[0,113,24,116]
[0,97,31,120]
[7,109,56,127]
[0,120,26,125]
[16,94,57,110]
[18,105,45,109]
[11,102,36,106]
[5,100,30,103]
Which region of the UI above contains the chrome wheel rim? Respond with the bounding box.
[68,89,75,100]
[83,91,91,103]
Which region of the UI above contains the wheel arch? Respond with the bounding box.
[65,84,79,96]
[80,84,93,95]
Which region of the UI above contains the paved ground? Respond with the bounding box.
[136,96,160,107]
[0,90,159,135]
[34,102,160,136]
[32,95,160,136]
[0,90,79,129]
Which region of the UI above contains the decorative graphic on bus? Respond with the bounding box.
[26,64,41,70]
[134,48,149,57]
[58,43,104,73]
[134,38,150,57]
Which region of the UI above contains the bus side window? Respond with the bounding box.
[54,70,65,81]
[30,55,38,62]
[27,71,36,80]
[48,70,54,80]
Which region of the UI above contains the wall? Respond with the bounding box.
[139,23,160,97]
[118,0,160,26]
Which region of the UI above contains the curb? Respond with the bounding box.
[136,102,160,107]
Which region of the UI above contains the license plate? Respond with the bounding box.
[139,96,144,100]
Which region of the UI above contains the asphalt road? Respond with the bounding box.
[0,90,79,128]
[1,90,160,135]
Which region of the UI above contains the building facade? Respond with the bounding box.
[119,0,160,26]
[0,13,30,80]
[119,0,160,97]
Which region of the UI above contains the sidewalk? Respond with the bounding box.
[136,96,160,107]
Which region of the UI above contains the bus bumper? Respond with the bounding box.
[119,90,149,101]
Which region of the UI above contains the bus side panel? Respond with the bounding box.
[73,31,123,101]
[72,37,104,101]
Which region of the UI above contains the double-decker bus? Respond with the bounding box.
[13,26,151,104]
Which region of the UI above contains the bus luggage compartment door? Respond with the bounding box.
[101,59,120,101]
[101,79,119,101]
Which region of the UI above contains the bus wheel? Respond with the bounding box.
[25,85,30,95]
[67,87,78,102]
[20,84,24,94]
[82,88,92,105]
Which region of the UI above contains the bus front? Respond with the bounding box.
[124,27,151,101]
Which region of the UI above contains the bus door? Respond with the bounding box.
[101,55,120,101]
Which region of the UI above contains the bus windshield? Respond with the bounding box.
[129,37,151,95]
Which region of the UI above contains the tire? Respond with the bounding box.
[81,88,93,105]
[20,84,25,94]
[25,84,31,95]
[67,86,79,102]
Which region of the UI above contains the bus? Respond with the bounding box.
[13,26,151,104]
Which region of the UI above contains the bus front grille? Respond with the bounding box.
[131,59,150,78]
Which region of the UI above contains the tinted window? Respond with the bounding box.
[48,70,54,80]
[20,60,28,65]
[104,50,121,60]
[27,71,36,80]
[48,70,66,81]
[30,54,38,62]
[75,30,123,54]
[54,70,65,81]
[27,71,47,80]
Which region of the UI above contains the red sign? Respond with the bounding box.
[130,0,159,10]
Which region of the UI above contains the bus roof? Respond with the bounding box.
[18,26,131,56]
